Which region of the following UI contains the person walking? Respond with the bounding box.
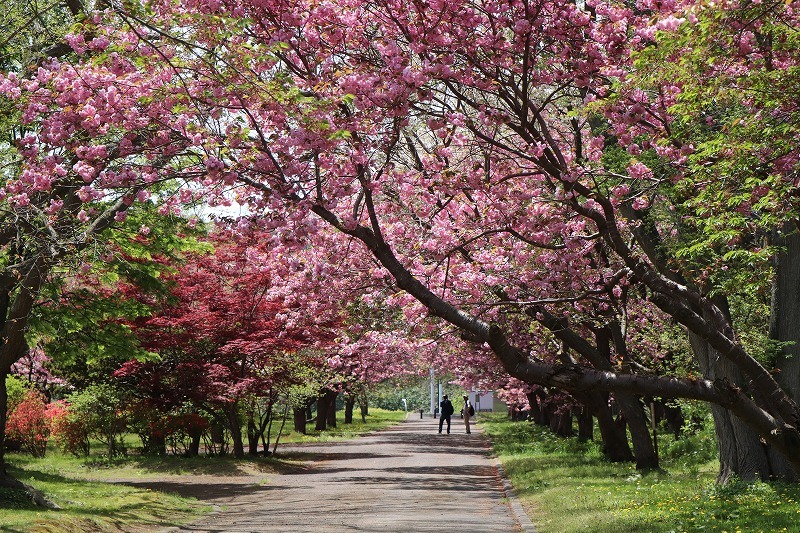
[463,395,474,434]
[438,395,454,434]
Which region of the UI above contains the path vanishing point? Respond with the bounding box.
[157,416,535,533]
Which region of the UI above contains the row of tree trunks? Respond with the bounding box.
[526,387,636,464]
[573,390,635,463]
[526,390,547,426]
[649,400,685,440]
[547,405,574,437]
[593,328,659,470]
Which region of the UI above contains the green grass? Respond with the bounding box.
[0,408,406,532]
[480,413,800,533]
[0,463,208,532]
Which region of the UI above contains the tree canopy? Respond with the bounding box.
[2,0,800,482]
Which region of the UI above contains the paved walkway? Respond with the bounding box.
[166,416,532,532]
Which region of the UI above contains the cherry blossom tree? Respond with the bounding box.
[5,0,800,482]
[0,0,227,476]
[134,0,797,477]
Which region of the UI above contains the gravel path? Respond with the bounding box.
[122,416,533,532]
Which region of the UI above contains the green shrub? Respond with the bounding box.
[66,384,128,457]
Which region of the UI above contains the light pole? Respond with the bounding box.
[429,367,435,415]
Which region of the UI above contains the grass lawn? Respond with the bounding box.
[0,408,406,532]
[480,413,800,533]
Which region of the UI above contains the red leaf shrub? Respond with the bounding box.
[6,390,49,457]
[47,400,91,456]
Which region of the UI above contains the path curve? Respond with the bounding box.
[157,416,532,532]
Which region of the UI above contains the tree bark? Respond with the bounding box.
[315,394,328,431]
[571,390,634,461]
[344,395,355,424]
[767,223,800,480]
[526,391,548,426]
[247,417,259,455]
[651,400,684,440]
[189,432,201,457]
[772,226,800,404]
[546,403,574,437]
[293,407,306,435]
[577,406,593,442]
[690,323,772,483]
[0,371,7,477]
[224,403,244,458]
[326,390,338,429]
[359,390,368,422]
[146,430,166,456]
[596,326,659,470]
[593,394,634,462]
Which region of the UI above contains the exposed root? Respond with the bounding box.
[0,477,61,509]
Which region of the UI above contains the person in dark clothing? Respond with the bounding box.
[438,395,454,434]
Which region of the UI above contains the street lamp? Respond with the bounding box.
[429,367,435,415]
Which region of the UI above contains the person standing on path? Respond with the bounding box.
[463,395,473,434]
[439,395,454,434]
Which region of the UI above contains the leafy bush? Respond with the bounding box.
[164,412,209,455]
[128,406,209,456]
[660,409,718,469]
[48,400,91,456]
[66,384,128,457]
[126,407,169,455]
[6,390,49,457]
[5,375,31,413]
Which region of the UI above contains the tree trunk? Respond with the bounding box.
[147,430,166,455]
[189,432,201,457]
[572,390,633,462]
[594,395,634,462]
[315,393,328,431]
[224,403,244,458]
[359,391,368,422]
[769,223,800,480]
[326,390,338,429]
[596,327,659,470]
[651,400,684,440]
[617,394,659,470]
[547,404,573,437]
[344,395,355,424]
[577,406,593,442]
[247,417,259,455]
[210,421,225,445]
[690,327,772,483]
[556,409,574,437]
[526,391,549,426]
[293,407,306,435]
[0,371,7,478]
